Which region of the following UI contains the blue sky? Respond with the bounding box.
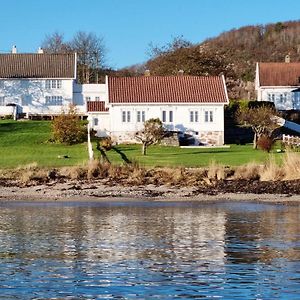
[0,0,299,68]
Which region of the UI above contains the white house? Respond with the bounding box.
[0,48,229,146]
[88,75,229,146]
[255,58,300,110]
[0,49,78,118]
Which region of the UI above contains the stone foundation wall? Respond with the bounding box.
[199,131,224,146]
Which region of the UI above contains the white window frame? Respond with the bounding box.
[122,110,131,123]
[95,96,100,101]
[169,111,173,123]
[45,96,63,106]
[190,110,199,123]
[137,110,146,123]
[162,110,167,122]
[204,110,214,123]
[46,80,62,89]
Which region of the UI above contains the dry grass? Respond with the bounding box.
[259,156,284,182]
[14,163,49,185]
[206,161,226,181]
[3,151,300,187]
[282,151,300,180]
[233,162,262,180]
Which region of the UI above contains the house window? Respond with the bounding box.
[137,110,146,123]
[169,111,173,123]
[122,111,131,122]
[190,111,199,123]
[95,96,100,101]
[46,80,62,89]
[45,80,51,89]
[85,97,91,101]
[162,110,173,122]
[127,111,131,122]
[271,94,275,102]
[45,96,63,105]
[0,96,5,106]
[162,110,167,122]
[204,110,214,123]
[122,111,126,122]
[94,118,99,126]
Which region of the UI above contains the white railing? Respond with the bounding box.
[282,134,300,146]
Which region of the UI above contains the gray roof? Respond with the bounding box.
[0,53,76,79]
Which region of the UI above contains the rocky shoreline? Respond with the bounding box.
[1,179,300,204]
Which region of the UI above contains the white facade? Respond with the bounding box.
[256,87,300,110]
[0,78,74,116]
[104,103,225,145]
[255,62,300,110]
[73,83,107,115]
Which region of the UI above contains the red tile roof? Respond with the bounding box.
[87,101,109,112]
[0,53,76,79]
[258,62,300,86]
[108,76,228,104]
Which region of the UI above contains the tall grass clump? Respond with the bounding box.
[206,161,226,181]
[259,156,284,181]
[233,162,261,180]
[282,151,300,180]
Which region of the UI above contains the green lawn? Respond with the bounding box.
[104,143,284,167]
[0,120,88,168]
[0,120,288,169]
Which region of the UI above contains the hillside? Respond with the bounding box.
[118,20,300,99]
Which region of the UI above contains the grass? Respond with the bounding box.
[0,119,292,169]
[104,143,284,167]
[0,120,88,168]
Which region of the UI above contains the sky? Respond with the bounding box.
[0,0,300,69]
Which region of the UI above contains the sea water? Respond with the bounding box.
[0,201,299,299]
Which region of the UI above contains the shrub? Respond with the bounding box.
[257,135,274,152]
[52,105,86,145]
[98,137,113,151]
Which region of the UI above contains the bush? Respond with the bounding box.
[98,137,113,151]
[257,135,274,152]
[52,105,86,145]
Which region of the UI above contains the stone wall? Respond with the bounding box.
[199,131,223,146]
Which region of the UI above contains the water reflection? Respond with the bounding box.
[0,201,299,299]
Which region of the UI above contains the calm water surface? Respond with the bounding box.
[0,201,299,299]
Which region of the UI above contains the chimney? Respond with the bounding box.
[11,45,17,54]
[285,54,291,63]
[144,69,150,77]
[178,69,184,76]
[37,47,44,54]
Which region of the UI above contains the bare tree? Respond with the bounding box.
[41,32,71,53]
[135,118,165,155]
[70,31,106,83]
[236,105,280,149]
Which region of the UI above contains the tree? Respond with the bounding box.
[70,31,106,83]
[135,118,165,155]
[52,105,86,145]
[236,105,280,149]
[41,31,106,83]
[41,32,71,53]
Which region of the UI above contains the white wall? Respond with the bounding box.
[258,87,300,110]
[107,103,225,144]
[88,112,110,137]
[0,78,74,115]
[73,83,107,114]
